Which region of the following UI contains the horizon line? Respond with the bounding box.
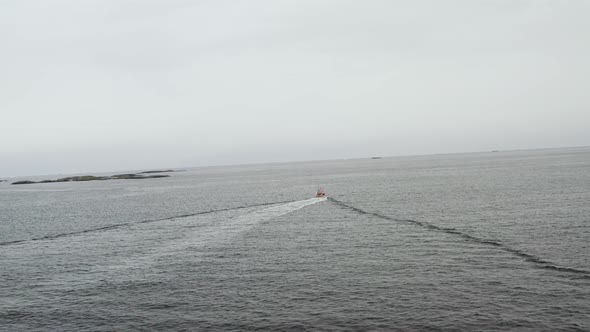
[1,145,589,179]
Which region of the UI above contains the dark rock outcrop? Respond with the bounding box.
[138,169,184,174]
[12,181,37,185]
[11,173,170,185]
[111,174,169,179]
[56,176,110,182]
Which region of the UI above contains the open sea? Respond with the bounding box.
[1,148,589,331]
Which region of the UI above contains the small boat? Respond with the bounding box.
[315,188,326,198]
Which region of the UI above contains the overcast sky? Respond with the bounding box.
[1,0,589,176]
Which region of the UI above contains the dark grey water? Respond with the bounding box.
[1,148,589,331]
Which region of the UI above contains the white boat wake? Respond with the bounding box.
[144,197,327,261]
[197,197,326,242]
[232,197,326,225]
[90,197,327,279]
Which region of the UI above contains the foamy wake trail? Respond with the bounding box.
[199,197,326,242]
[236,197,326,224]
[99,198,327,276]
[151,198,326,259]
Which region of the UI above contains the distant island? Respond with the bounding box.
[11,169,184,185]
[138,169,184,174]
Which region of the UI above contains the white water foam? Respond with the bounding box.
[93,197,327,275]
[195,197,326,243]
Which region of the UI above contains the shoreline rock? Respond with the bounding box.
[11,173,170,185]
[12,180,37,185]
[138,169,185,174]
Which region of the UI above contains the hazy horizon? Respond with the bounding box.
[2,145,588,179]
[2,1,589,177]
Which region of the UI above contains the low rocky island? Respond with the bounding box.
[138,169,184,174]
[11,173,171,185]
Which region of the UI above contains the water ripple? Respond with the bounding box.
[328,197,590,279]
[0,199,298,247]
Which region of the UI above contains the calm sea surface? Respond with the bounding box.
[1,148,589,331]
